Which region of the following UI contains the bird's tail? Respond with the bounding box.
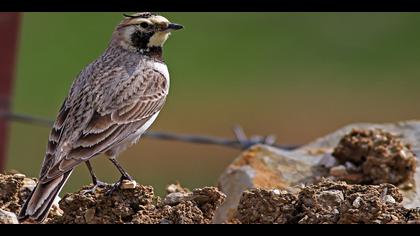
[18,170,73,223]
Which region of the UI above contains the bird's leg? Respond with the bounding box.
[81,160,107,195]
[109,157,133,181]
[106,157,134,195]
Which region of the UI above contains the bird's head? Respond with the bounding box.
[113,12,183,52]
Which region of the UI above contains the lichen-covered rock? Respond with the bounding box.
[332,129,417,185]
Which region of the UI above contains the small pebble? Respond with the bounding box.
[318,154,338,168]
[352,196,362,208]
[0,209,19,224]
[84,208,96,224]
[344,161,358,171]
[329,165,348,176]
[163,192,191,205]
[13,173,26,179]
[271,189,280,195]
[21,178,37,191]
[120,180,137,189]
[166,184,179,193]
[399,149,407,159]
[383,195,396,204]
[318,190,344,204]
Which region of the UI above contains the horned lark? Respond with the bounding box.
[19,12,183,223]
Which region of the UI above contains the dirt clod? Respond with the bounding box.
[232,179,420,224]
[331,129,417,185]
[0,172,36,214]
[297,179,407,224]
[236,189,297,224]
[0,172,226,224]
[50,184,225,224]
[1,170,420,224]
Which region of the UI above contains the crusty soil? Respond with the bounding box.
[233,178,420,224]
[1,172,419,224]
[49,183,225,224]
[0,172,36,214]
[235,188,297,224]
[331,129,416,186]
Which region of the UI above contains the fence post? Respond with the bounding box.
[0,13,21,172]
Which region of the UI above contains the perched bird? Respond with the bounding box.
[18,12,183,223]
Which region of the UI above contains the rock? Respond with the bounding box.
[13,174,26,179]
[84,208,96,224]
[383,195,396,204]
[215,120,420,223]
[0,209,19,224]
[344,161,359,172]
[166,183,189,194]
[163,183,193,205]
[48,196,64,219]
[21,178,36,192]
[318,154,338,168]
[164,192,192,206]
[352,196,362,208]
[120,180,137,189]
[214,144,325,223]
[329,165,348,177]
[317,190,345,206]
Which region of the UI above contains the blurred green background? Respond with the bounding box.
[6,12,420,196]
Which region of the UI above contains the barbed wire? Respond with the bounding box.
[0,111,300,151]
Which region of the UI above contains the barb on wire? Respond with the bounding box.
[0,111,300,151]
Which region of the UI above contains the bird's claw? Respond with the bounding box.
[105,175,133,196]
[105,182,121,196]
[81,180,108,195]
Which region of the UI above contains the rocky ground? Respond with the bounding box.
[50,183,225,224]
[0,173,226,224]
[1,121,420,224]
[233,179,420,224]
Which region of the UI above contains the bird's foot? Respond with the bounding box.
[105,175,135,196]
[81,180,108,195]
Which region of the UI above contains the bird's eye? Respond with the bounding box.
[140,22,150,28]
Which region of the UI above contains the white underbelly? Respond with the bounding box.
[131,111,160,143]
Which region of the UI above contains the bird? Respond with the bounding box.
[18,12,183,223]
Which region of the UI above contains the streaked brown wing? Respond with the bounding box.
[39,69,168,183]
[39,101,69,179]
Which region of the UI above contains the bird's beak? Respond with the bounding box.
[166,23,184,31]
